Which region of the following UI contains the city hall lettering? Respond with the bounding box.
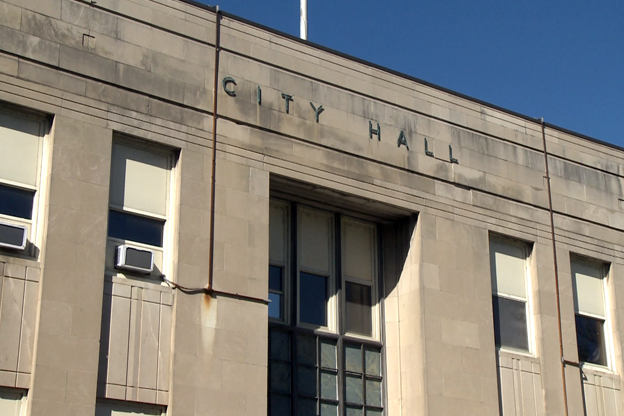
[222,76,459,163]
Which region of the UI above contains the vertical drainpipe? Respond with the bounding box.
[208,6,222,290]
[540,118,569,416]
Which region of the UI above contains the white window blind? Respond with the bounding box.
[269,202,288,264]
[490,239,527,299]
[0,113,41,187]
[299,208,332,273]
[109,144,169,217]
[572,260,605,318]
[343,220,374,282]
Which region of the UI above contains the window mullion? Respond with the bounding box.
[335,213,343,336]
[291,203,298,415]
[337,336,344,416]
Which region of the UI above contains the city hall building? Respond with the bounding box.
[0,0,623,415]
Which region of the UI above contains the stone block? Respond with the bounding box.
[4,263,25,280]
[0,25,60,66]
[20,9,84,49]
[116,62,185,103]
[0,2,22,30]
[59,45,116,83]
[0,53,18,76]
[441,317,480,349]
[60,0,118,37]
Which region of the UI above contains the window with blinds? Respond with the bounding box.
[489,237,532,352]
[571,257,610,367]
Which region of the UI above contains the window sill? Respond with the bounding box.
[0,253,40,269]
[497,348,537,361]
[580,362,617,377]
[105,273,173,293]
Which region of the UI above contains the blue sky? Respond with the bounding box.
[205,1,624,148]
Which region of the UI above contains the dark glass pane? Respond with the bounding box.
[297,365,317,397]
[365,349,381,376]
[346,282,372,336]
[320,371,337,400]
[297,334,317,366]
[576,315,607,366]
[345,344,362,373]
[0,184,34,220]
[345,374,363,405]
[300,272,328,326]
[0,223,26,248]
[346,405,364,416]
[365,379,382,407]
[270,329,291,361]
[320,402,338,416]
[270,394,291,416]
[297,398,317,416]
[270,361,291,393]
[108,210,164,247]
[269,293,282,319]
[366,409,383,416]
[270,265,283,291]
[492,296,529,351]
[320,340,337,369]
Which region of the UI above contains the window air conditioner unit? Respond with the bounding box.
[115,245,154,274]
[0,221,27,250]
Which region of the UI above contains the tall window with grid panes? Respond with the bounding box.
[268,200,384,416]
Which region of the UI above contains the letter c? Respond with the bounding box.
[222,77,237,97]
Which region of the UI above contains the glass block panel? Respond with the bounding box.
[492,296,529,351]
[320,371,337,400]
[270,394,291,416]
[365,349,381,376]
[320,402,339,416]
[366,409,383,416]
[297,365,317,397]
[270,329,291,362]
[576,314,607,366]
[346,405,364,416]
[108,210,164,247]
[365,379,382,407]
[320,340,337,369]
[345,374,363,405]
[270,361,291,393]
[345,344,362,373]
[300,272,328,326]
[270,265,283,291]
[269,293,282,319]
[345,282,372,336]
[297,334,317,366]
[297,397,317,416]
[0,184,34,220]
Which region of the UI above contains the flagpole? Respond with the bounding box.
[300,0,307,40]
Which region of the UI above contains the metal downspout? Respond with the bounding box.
[208,6,221,291]
[540,118,570,416]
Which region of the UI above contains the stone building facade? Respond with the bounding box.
[0,0,622,415]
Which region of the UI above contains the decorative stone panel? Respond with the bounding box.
[98,276,173,406]
[498,353,545,416]
[0,260,39,389]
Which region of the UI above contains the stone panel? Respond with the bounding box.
[98,279,172,406]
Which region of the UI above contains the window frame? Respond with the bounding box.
[268,199,385,416]
[106,138,176,280]
[489,236,534,355]
[570,256,614,370]
[0,107,48,257]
